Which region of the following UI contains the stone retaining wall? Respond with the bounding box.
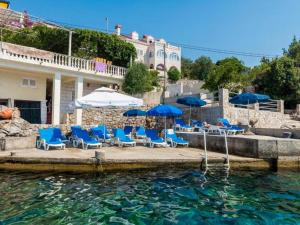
[66,106,155,129]
[177,89,286,128]
[224,107,285,128]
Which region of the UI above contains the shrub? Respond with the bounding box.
[168,67,181,82]
[122,63,153,94]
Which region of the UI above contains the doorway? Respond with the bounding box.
[14,100,41,124]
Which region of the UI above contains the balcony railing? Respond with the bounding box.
[0,45,128,78]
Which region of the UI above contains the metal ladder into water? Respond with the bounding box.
[200,129,230,173]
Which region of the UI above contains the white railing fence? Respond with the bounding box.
[0,47,128,78]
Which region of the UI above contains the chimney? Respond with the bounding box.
[115,24,122,36]
[143,35,154,44]
[130,31,139,40]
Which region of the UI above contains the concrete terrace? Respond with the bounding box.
[0,146,288,172]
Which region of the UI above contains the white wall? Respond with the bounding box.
[0,69,47,102]
[60,80,105,119]
[124,37,181,71]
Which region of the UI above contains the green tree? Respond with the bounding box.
[284,36,300,66]
[253,56,300,106]
[168,67,181,82]
[122,63,153,94]
[249,58,270,82]
[181,57,193,78]
[149,70,160,87]
[203,57,249,91]
[191,56,214,80]
[2,25,136,67]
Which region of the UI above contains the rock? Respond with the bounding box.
[0,116,35,137]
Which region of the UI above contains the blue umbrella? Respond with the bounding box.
[147,104,183,141]
[177,96,207,107]
[123,109,146,117]
[229,92,270,125]
[229,93,270,105]
[146,104,183,117]
[177,96,207,125]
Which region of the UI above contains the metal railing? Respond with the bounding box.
[229,92,279,112]
[0,46,128,78]
[258,100,278,112]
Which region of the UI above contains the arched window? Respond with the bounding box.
[156,64,165,71]
[156,49,167,58]
[149,51,153,58]
[170,52,179,61]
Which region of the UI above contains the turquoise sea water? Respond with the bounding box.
[0,169,299,225]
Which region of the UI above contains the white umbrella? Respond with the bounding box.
[74,87,143,143]
[75,87,143,108]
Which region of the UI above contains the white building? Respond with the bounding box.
[115,25,181,73]
[0,42,127,125]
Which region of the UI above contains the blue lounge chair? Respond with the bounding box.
[124,125,133,137]
[38,128,65,150]
[52,128,68,144]
[97,124,112,142]
[218,118,245,135]
[74,128,102,150]
[90,127,110,143]
[135,126,147,139]
[112,128,136,147]
[145,129,168,148]
[70,126,82,146]
[191,120,220,134]
[191,120,204,130]
[165,129,189,147]
[175,118,193,131]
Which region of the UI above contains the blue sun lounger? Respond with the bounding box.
[52,128,68,144]
[90,126,111,143]
[218,118,245,135]
[145,129,168,148]
[124,125,133,137]
[165,129,189,147]
[96,124,112,142]
[70,126,81,143]
[175,118,193,131]
[112,128,136,147]
[38,128,65,151]
[191,120,205,131]
[73,128,102,150]
[135,126,147,139]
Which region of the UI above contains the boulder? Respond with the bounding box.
[0,116,34,137]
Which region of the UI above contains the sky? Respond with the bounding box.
[11,0,300,67]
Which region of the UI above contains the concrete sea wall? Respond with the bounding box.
[177,132,300,159]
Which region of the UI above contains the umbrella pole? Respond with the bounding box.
[189,106,192,126]
[164,116,167,143]
[102,115,106,143]
[248,99,250,126]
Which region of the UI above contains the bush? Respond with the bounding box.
[149,70,160,87]
[122,63,153,94]
[168,67,181,82]
[2,25,136,67]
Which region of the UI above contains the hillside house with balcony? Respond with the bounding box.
[116,25,181,74]
[0,42,127,125]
